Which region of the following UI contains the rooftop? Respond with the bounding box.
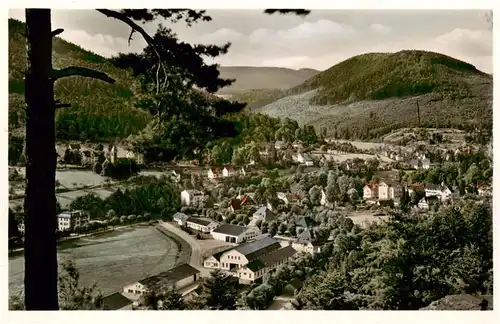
[212,224,248,237]
[173,212,189,220]
[101,292,133,310]
[138,263,199,288]
[186,217,214,227]
[234,236,281,261]
[246,245,296,272]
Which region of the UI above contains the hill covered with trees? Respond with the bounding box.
[255,50,492,140]
[8,18,152,142]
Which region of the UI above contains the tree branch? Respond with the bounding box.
[52,28,64,37]
[264,9,310,17]
[128,29,135,45]
[52,67,116,84]
[96,9,168,94]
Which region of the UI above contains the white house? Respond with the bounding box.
[277,192,300,205]
[180,189,204,206]
[293,152,314,166]
[378,181,403,201]
[173,212,190,226]
[424,184,453,202]
[57,210,90,232]
[274,140,286,150]
[363,183,378,201]
[123,263,199,300]
[252,206,276,222]
[292,241,322,255]
[417,196,440,210]
[211,224,261,244]
[222,166,237,177]
[185,217,219,233]
[291,228,324,255]
[207,167,223,179]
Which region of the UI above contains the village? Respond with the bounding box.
[9,130,491,310]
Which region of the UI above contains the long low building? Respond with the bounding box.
[211,224,261,244]
[203,236,296,284]
[123,263,200,300]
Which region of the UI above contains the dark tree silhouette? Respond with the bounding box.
[22,8,309,310]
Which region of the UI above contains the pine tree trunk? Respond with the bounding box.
[24,9,59,310]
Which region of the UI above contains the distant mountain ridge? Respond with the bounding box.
[216,66,319,94]
[255,50,492,140]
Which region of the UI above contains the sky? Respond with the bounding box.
[8,9,493,73]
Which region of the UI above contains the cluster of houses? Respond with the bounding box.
[57,143,144,166]
[362,180,457,210]
[17,209,91,234]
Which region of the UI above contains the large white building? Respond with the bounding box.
[123,263,200,300]
[211,224,261,244]
[202,236,296,284]
[57,210,90,232]
[180,190,204,206]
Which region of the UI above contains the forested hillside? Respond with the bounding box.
[257,50,493,140]
[8,18,152,142]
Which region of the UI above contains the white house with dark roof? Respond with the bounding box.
[185,217,219,233]
[252,206,276,222]
[293,152,314,166]
[292,228,322,254]
[425,183,453,202]
[237,245,296,284]
[122,263,199,300]
[211,224,261,244]
[417,196,440,210]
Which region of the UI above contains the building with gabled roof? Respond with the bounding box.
[202,236,296,284]
[122,263,200,300]
[238,245,296,283]
[211,224,261,244]
[252,206,276,222]
[363,182,379,201]
[185,217,219,233]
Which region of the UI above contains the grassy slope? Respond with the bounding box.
[8,18,152,141]
[258,50,493,138]
[217,66,319,94]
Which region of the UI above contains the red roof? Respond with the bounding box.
[366,182,378,189]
